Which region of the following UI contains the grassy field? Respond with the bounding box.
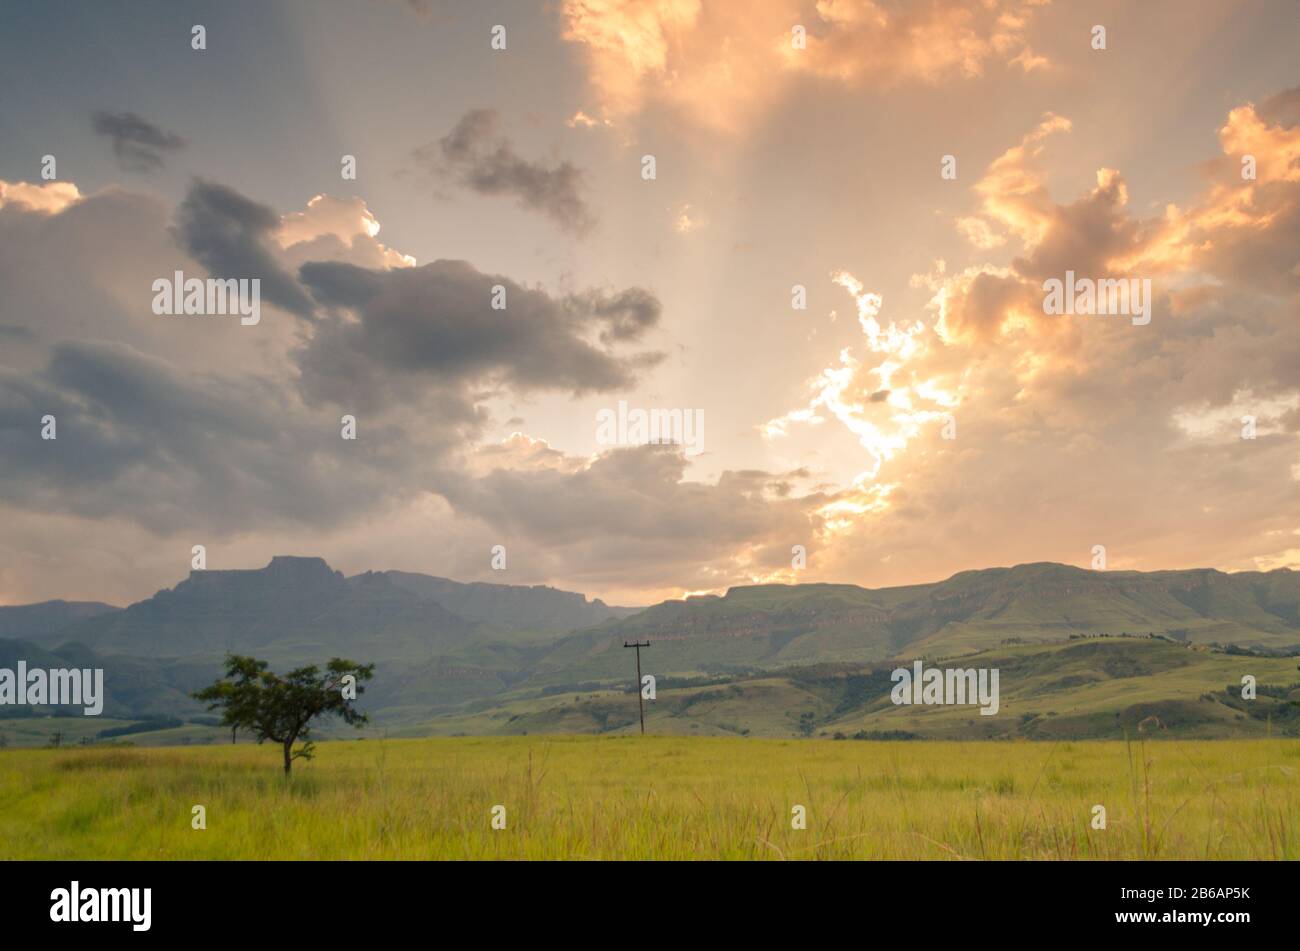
[2,734,1297,859]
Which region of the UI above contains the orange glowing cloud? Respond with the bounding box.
[784,0,1050,84]
[0,179,82,215]
[1118,89,1300,290]
[561,0,1053,133]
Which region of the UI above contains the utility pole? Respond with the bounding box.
[623,640,650,734]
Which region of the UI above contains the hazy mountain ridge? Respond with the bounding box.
[379,570,637,635]
[0,600,121,649]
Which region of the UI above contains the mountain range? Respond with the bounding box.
[2,557,1298,740]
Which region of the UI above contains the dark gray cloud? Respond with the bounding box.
[91,111,187,173]
[415,109,596,236]
[297,258,663,410]
[174,180,315,317]
[0,179,666,543]
[0,337,819,599]
[567,287,661,344]
[0,340,446,533]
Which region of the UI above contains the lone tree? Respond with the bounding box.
[194,655,374,775]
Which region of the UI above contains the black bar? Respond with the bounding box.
[2,859,1279,938]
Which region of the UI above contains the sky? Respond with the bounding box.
[0,0,1298,608]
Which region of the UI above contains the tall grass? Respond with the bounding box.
[1,735,1296,859]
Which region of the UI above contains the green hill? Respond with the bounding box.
[539,564,1300,686]
[422,637,1300,741]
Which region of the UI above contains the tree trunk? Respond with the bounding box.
[283,738,293,775]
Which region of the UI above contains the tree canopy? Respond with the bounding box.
[194,654,374,774]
